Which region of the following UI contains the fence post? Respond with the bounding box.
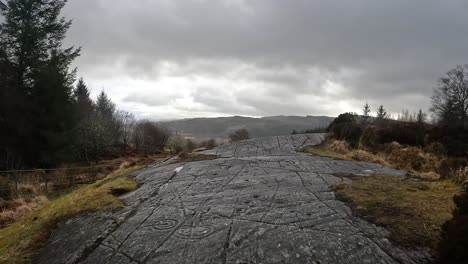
[14,171,19,193]
[44,172,48,193]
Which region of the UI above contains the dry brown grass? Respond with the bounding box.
[0,166,143,263]
[449,166,468,185]
[335,174,460,250]
[329,140,351,154]
[300,144,352,161]
[0,197,49,229]
[387,147,441,173]
[301,141,443,180]
[348,150,388,164]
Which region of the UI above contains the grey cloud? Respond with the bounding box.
[63,0,468,118]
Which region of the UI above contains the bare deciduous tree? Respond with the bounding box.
[134,121,171,156]
[229,129,251,142]
[431,65,468,128]
[115,110,136,146]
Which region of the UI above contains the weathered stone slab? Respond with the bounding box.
[33,134,431,264]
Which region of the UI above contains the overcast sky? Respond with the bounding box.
[63,0,468,120]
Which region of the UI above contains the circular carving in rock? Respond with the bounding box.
[153,219,179,230]
[175,225,215,239]
[252,194,269,201]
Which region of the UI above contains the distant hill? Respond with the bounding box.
[159,115,335,138]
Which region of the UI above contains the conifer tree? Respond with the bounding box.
[376,105,388,121]
[0,0,80,166]
[363,102,371,120]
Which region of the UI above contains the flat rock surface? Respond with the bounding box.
[33,134,431,264]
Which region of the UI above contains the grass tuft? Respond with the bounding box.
[0,166,143,264]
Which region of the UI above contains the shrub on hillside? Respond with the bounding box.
[439,158,468,181]
[438,186,468,264]
[359,126,378,149]
[428,126,468,157]
[200,139,217,150]
[381,142,402,155]
[229,129,251,142]
[329,140,351,154]
[133,122,171,156]
[168,136,187,154]
[424,142,447,157]
[449,167,468,185]
[387,147,427,171]
[186,139,197,152]
[327,113,363,147]
[375,122,426,146]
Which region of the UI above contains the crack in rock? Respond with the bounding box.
[33,134,432,264]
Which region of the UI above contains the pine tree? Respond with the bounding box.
[376,105,388,121]
[94,90,121,154]
[96,90,116,119]
[0,0,80,167]
[417,109,426,124]
[73,78,96,161]
[363,102,371,120]
[74,78,94,120]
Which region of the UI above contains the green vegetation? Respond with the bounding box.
[0,166,143,263]
[177,152,219,163]
[300,144,352,161]
[301,140,443,180]
[335,174,459,250]
[307,101,468,260]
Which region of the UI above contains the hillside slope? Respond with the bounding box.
[160,115,334,138]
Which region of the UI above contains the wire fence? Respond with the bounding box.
[0,165,117,200]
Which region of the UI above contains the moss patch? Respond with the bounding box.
[177,152,219,163]
[0,166,143,264]
[335,174,459,251]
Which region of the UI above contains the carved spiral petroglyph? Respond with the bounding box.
[153,219,179,230]
[175,225,215,239]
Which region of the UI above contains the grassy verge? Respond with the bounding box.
[300,145,352,161]
[0,165,144,264]
[335,174,459,250]
[176,152,219,163]
[300,141,444,180]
